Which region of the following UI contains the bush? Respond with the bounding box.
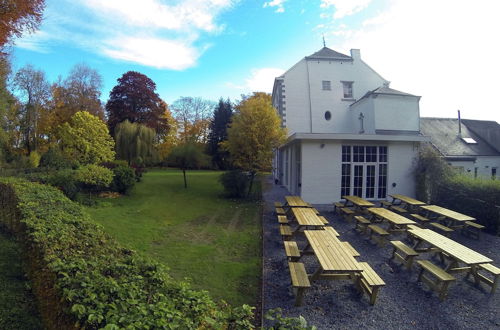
[0,178,254,329]
[28,151,41,168]
[265,308,316,329]
[74,164,113,191]
[22,169,79,200]
[110,165,136,194]
[40,148,75,169]
[219,170,250,198]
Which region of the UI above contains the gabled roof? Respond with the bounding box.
[305,47,352,61]
[420,118,500,157]
[462,119,500,153]
[350,86,419,107]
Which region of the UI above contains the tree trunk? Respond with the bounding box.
[247,171,256,197]
[183,169,187,188]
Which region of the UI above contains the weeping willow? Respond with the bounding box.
[115,120,156,165]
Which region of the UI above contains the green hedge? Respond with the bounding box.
[0,178,254,329]
[433,176,500,235]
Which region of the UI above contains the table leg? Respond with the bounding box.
[310,266,323,282]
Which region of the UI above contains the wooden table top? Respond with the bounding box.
[408,228,492,265]
[389,194,426,206]
[342,195,375,208]
[420,205,475,222]
[291,207,325,226]
[368,208,416,226]
[304,230,362,273]
[285,196,310,207]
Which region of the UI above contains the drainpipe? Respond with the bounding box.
[458,110,462,136]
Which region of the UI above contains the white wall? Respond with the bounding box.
[281,56,386,136]
[386,141,419,198]
[374,95,420,132]
[448,156,500,179]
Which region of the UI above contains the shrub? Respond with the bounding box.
[74,164,113,191]
[28,151,41,168]
[40,148,74,169]
[219,170,250,198]
[265,308,316,329]
[110,165,136,194]
[0,178,254,329]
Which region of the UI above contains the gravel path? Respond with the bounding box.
[262,176,500,329]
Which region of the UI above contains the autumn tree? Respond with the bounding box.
[0,0,45,48]
[115,120,156,166]
[207,98,233,169]
[171,96,214,143]
[13,64,50,153]
[57,111,115,165]
[106,71,169,138]
[223,92,286,195]
[0,54,19,162]
[50,63,104,125]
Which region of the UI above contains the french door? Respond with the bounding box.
[352,164,376,198]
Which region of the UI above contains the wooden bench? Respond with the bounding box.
[318,215,329,225]
[472,263,500,294]
[390,205,408,214]
[429,222,454,237]
[311,208,320,215]
[354,215,371,234]
[356,262,385,305]
[390,240,419,270]
[368,225,389,247]
[380,201,392,208]
[411,213,430,224]
[274,202,283,208]
[277,215,288,224]
[288,262,311,306]
[333,202,344,214]
[340,207,355,222]
[461,221,485,239]
[284,241,301,261]
[417,260,455,301]
[342,241,360,257]
[275,207,286,216]
[280,225,292,240]
[324,226,339,236]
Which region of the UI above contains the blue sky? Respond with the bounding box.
[11,0,500,123]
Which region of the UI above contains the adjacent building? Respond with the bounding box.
[271,47,428,204]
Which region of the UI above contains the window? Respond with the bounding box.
[340,145,389,199]
[493,167,497,180]
[322,80,331,90]
[474,167,478,178]
[342,81,353,98]
[324,111,331,121]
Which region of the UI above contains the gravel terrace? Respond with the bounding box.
[262,176,500,329]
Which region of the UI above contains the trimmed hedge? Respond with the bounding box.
[0,178,254,329]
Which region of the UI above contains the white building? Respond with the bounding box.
[420,117,500,179]
[272,47,428,204]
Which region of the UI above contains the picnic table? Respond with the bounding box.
[420,205,476,229]
[304,229,363,282]
[389,194,426,211]
[285,196,312,208]
[367,207,417,232]
[408,228,492,284]
[342,195,375,212]
[290,207,325,233]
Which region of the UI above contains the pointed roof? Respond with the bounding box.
[305,47,352,61]
[371,86,418,97]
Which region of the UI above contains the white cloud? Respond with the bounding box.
[321,0,372,19]
[329,0,500,122]
[226,67,285,93]
[102,37,200,70]
[263,0,287,13]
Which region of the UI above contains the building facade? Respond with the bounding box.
[272,47,428,204]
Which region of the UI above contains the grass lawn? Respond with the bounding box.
[85,168,262,307]
[0,231,42,329]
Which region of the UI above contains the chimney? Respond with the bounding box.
[458,110,462,136]
[350,49,361,60]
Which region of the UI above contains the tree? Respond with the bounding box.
[171,96,214,143]
[0,0,45,48]
[58,111,115,165]
[223,92,286,196]
[207,98,233,169]
[106,71,169,137]
[114,120,156,166]
[13,64,51,153]
[168,142,208,188]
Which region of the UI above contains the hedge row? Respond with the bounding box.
[433,175,500,235]
[0,178,254,329]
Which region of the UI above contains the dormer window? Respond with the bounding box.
[342,81,353,98]
[322,80,331,90]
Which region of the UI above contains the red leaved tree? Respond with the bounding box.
[0,0,45,48]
